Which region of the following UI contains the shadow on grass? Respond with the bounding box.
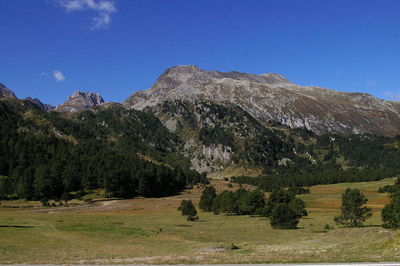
[360,224,382,228]
[334,224,383,228]
[174,224,193,227]
[0,225,35,228]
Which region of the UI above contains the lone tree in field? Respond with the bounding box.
[382,192,400,228]
[199,186,216,212]
[178,200,199,221]
[267,189,307,229]
[334,188,372,227]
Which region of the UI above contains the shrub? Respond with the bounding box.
[40,197,49,207]
[324,224,333,230]
[288,187,310,195]
[60,192,72,205]
[178,200,199,221]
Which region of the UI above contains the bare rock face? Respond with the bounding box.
[25,97,55,111]
[0,83,17,99]
[56,91,105,112]
[149,100,293,173]
[125,65,400,136]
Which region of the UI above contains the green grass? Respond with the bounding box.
[1,178,400,264]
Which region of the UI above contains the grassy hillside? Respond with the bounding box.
[1,178,399,264]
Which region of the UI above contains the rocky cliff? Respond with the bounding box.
[125,65,400,136]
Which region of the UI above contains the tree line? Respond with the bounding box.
[232,168,400,192]
[188,186,308,229]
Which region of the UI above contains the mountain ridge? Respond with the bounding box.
[124,65,400,136]
[3,65,400,136]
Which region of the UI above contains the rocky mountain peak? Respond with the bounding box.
[69,91,104,105]
[124,66,400,136]
[153,65,292,89]
[56,90,105,112]
[0,83,17,99]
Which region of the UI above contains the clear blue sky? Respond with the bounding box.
[1,0,400,105]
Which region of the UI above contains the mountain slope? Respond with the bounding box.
[25,97,55,111]
[148,100,295,174]
[125,65,400,136]
[0,83,17,99]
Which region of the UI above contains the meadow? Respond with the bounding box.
[1,178,400,264]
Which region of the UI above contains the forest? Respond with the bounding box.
[1,98,400,200]
[0,100,207,200]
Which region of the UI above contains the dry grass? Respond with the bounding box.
[1,178,400,264]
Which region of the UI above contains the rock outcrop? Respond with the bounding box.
[0,83,17,99]
[56,91,105,112]
[125,65,400,136]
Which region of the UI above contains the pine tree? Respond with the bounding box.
[382,192,400,228]
[199,186,217,212]
[178,200,199,221]
[334,188,372,227]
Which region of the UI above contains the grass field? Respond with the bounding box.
[1,178,400,264]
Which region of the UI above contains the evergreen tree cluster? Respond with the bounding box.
[0,100,207,200]
[232,168,399,192]
[199,186,307,229]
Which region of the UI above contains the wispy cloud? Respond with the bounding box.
[53,70,66,82]
[56,0,117,30]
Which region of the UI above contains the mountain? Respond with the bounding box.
[124,65,400,136]
[56,91,105,112]
[25,97,55,111]
[1,86,400,201]
[0,83,17,99]
[149,100,294,174]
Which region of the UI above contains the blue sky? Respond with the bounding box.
[1,0,400,105]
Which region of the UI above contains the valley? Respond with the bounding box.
[1,178,399,264]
